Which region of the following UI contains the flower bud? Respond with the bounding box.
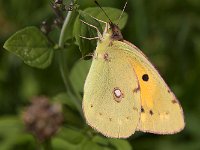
[23,96,63,142]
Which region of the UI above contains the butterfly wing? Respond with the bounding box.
[113,40,185,134]
[83,46,141,138]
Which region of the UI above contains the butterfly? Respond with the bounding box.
[82,5,184,138]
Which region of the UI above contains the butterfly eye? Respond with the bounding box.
[142,74,149,81]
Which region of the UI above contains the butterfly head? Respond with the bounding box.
[108,22,123,41]
[94,0,126,42]
[102,22,123,42]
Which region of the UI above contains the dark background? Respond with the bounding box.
[0,0,200,149]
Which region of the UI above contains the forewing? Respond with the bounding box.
[115,40,185,134]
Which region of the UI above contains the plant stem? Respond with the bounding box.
[59,10,72,48]
[42,139,53,150]
[58,0,83,117]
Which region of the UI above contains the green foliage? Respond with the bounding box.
[69,60,91,99]
[3,27,54,69]
[0,0,200,150]
[53,128,131,150]
[0,117,36,150]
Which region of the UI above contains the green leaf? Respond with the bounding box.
[53,127,88,150]
[69,60,92,99]
[57,127,86,145]
[54,127,132,150]
[73,7,128,56]
[3,26,54,69]
[53,93,77,110]
[63,44,82,71]
[92,135,109,146]
[108,139,132,150]
[53,93,83,127]
[0,117,23,138]
[93,136,132,150]
[82,140,105,150]
[0,117,35,150]
[52,138,76,150]
[73,10,102,56]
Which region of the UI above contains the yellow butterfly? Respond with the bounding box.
[82,6,185,138]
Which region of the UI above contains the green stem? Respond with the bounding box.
[58,0,83,117]
[42,139,53,150]
[59,11,72,48]
[35,138,42,150]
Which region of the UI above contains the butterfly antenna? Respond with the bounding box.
[117,1,128,25]
[94,0,112,23]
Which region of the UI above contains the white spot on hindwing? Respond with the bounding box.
[114,89,121,98]
[113,87,124,102]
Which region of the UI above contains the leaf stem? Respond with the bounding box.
[42,139,53,150]
[58,0,83,117]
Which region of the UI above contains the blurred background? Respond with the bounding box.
[0,0,200,150]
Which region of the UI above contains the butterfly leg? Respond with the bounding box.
[88,15,109,33]
[79,36,99,40]
[88,15,107,25]
[80,52,94,60]
[80,19,103,40]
